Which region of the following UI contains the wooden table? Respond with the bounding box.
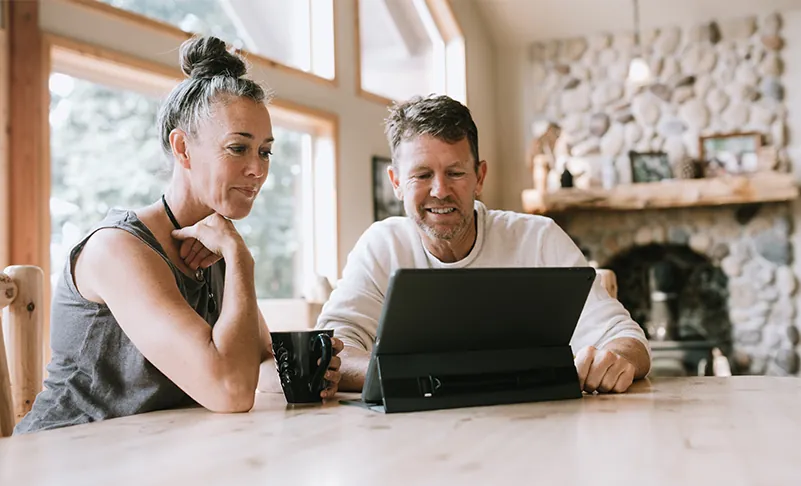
[1,377,800,485]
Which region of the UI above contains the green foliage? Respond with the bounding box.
[50,75,302,299]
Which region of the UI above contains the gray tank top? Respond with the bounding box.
[14,209,224,434]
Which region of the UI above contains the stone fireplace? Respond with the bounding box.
[555,202,799,376]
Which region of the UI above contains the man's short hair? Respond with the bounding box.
[384,95,480,172]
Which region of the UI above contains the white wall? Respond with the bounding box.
[450,0,499,208]
[495,46,529,211]
[38,0,497,273]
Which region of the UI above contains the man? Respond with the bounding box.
[316,95,650,394]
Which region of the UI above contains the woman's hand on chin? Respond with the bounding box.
[171,213,246,268]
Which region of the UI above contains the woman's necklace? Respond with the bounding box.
[161,194,217,314]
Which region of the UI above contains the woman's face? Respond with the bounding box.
[186,96,273,219]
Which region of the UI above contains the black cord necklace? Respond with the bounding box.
[161,194,217,314]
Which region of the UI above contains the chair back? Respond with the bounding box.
[0,265,45,438]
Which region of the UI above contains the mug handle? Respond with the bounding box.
[310,334,333,393]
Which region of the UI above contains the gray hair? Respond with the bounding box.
[384,95,480,171]
[157,36,273,156]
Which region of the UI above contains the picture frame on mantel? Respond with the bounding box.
[372,155,404,221]
[699,132,762,177]
[629,151,673,183]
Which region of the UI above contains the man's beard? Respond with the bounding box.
[408,200,472,241]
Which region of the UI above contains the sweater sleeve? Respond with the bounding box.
[539,219,652,360]
[314,226,390,352]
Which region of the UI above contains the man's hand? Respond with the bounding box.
[337,345,371,392]
[574,346,636,394]
[320,337,344,399]
[258,338,345,399]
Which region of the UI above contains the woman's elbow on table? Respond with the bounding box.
[203,379,256,413]
[196,365,258,413]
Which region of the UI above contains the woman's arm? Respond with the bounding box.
[256,309,282,393]
[75,224,262,413]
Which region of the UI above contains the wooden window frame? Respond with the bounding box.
[0,0,10,270]
[5,0,51,365]
[48,35,341,278]
[354,0,466,106]
[63,0,340,87]
[4,29,341,358]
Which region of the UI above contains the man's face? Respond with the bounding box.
[388,134,487,241]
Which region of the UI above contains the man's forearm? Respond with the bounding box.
[602,337,651,379]
[338,345,370,392]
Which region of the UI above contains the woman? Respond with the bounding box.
[14,36,343,434]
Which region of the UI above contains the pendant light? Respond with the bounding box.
[627,0,654,85]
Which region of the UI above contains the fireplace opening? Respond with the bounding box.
[563,204,797,376]
[603,244,732,375]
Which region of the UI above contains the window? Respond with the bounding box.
[94,0,335,79]
[49,74,170,292]
[357,0,465,103]
[49,43,338,302]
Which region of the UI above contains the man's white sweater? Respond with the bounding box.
[317,201,649,356]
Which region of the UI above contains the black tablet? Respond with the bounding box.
[361,267,597,406]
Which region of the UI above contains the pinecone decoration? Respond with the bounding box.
[675,157,699,179]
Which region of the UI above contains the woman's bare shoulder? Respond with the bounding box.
[73,227,174,304]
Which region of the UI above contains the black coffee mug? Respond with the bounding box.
[271,330,334,403]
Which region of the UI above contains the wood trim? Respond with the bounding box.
[330,0,340,88]
[41,40,52,367]
[1,1,9,31]
[358,88,396,107]
[332,115,341,278]
[425,0,467,105]
[46,33,182,81]
[0,27,8,270]
[48,34,180,100]
[267,98,340,277]
[9,0,48,269]
[8,0,51,368]
[47,34,338,141]
[353,0,364,99]
[270,98,337,136]
[424,0,463,42]
[63,0,337,87]
[65,0,184,38]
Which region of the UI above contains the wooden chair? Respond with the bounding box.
[0,266,45,438]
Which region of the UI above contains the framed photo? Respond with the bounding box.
[629,151,673,183]
[699,132,762,176]
[372,156,404,221]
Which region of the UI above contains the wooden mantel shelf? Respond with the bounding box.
[522,172,799,215]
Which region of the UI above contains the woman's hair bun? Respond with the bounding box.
[179,36,247,80]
